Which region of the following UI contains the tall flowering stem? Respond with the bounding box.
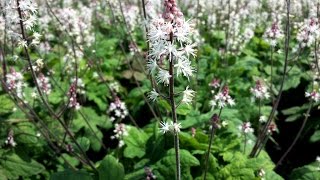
[15,0,96,171]
[203,112,221,180]
[250,0,291,158]
[146,0,197,179]
[169,42,181,180]
[167,3,181,179]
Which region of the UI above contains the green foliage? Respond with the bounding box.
[154,149,200,180]
[72,108,112,151]
[50,169,93,180]
[0,151,45,179]
[98,155,125,180]
[290,162,320,180]
[123,126,149,158]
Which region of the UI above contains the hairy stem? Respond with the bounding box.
[204,108,222,180]
[169,32,181,180]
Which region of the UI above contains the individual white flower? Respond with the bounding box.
[183,43,197,57]
[146,58,158,74]
[250,80,270,100]
[148,21,167,41]
[209,100,217,109]
[170,122,182,133]
[182,86,195,105]
[31,91,37,98]
[239,122,254,134]
[160,121,170,134]
[259,115,268,123]
[214,86,235,109]
[148,41,167,60]
[221,121,229,127]
[166,43,178,62]
[174,56,194,79]
[156,69,171,85]
[18,40,28,48]
[148,89,159,102]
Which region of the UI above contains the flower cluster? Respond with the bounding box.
[33,59,44,72]
[250,80,270,100]
[145,167,157,180]
[71,78,86,95]
[259,115,268,123]
[264,22,284,47]
[258,169,266,180]
[210,86,235,109]
[209,78,220,89]
[36,73,51,95]
[5,130,17,147]
[107,97,128,122]
[6,68,25,98]
[267,122,277,134]
[305,89,320,102]
[109,82,121,93]
[18,0,40,46]
[160,121,182,134]
[67,82,80,110]
[111,123,129,148]
[147,0,196,81]
[297,18,320,47]
[65,144,74,153]
[239,122,254,134]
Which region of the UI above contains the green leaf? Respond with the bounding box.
[128,86,149,98]
[285,114,302,122]
[98,155,125,180]
[282,106,303,115]
[282,66,301,91]
[48,91,63,105]
[154,149,200,180]
[50,169,93,180]
[0,153,45,179]
[176,104,192,115]
[235,56,262,71]
[72,108,112,151]
[0,95,14,115]
[123,126,149,158]
[310,130,320,142]
[74,137,90,153]
[290,162,320,180]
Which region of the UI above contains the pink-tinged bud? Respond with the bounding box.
[222,86,229,96]
[177,11,183,17]
[165,23,173,33]
[168,13,174,20]
[172,6,178,12]
[167,2,172,7]
[157,18,164,25]
[162,13,169,19]
[191,127,196,137]
[176,18,183,26]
